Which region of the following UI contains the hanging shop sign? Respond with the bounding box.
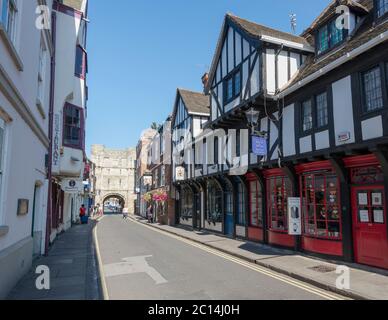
[61,179,83,194]
[287,197,301,235]
[252,136,267,156]
[175,166,185,181]
[52,113,61,174]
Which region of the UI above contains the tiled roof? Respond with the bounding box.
[228,14,311,46]
[178,89,210,115]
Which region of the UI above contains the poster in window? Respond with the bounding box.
[373,210,384,224]
[288,197,301,235]
[359,210,369,223]
[358,193,368,206]
[372,192,382,206]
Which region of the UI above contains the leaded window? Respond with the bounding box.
[316,92,328,128]
[302,99,313,132]
[362,67,383,112]
[377,0,388,17]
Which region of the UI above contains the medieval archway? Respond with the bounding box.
[102,193,126,214]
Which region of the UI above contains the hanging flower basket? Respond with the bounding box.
[153,190,168,203]
[142,192,152,203]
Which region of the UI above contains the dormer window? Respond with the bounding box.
[317,19,346,55]
[376,0,388,18]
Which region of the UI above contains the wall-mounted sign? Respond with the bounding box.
[337,132,351,143]
[52,113,61,174]
[175,166,185,181]
[17,199,29,216]
[252,136,267,156]
[61,179,83,194]
[288,197,301,235]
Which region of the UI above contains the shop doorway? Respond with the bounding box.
[352,186,388,269]
[193,193,201,230]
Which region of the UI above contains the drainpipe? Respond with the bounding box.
[45,11,57,256]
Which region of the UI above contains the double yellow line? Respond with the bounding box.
[130,218,347,301]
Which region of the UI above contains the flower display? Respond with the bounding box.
[152,190,168,203]
[142,192,152,203]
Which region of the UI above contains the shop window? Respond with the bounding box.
[377,0,388,18]
[207,182,222,223]
[63,103,84,149]
[356,189,385,224]
[302,99,313,132]
[267,176,292,232]
[316,92,328,128]
[224,183,233,216]
[249,180,263,227]
[362,67,383,113]
[181,188,193,219]
[301,172,341,239]
[236,182,246,225]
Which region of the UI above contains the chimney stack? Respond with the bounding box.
[201,72,209,91]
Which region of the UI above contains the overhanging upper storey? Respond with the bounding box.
[205,13,314,127]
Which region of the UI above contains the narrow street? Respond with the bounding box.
[96,215,345,300]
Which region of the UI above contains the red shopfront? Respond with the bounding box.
[296,161,343,257]
[344,155,388,270]
[264,169,295,248]
[246,173,264,242]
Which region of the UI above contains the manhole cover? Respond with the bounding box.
[309,265,336,273]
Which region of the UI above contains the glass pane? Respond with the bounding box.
[316,92,328,128]
[377,0,388,17]
[234,71,241,95]
[318,25,329,53]
[363,67,383,112]
[302,100,312,131]
[226,78,233,100]
[330,20,344,47]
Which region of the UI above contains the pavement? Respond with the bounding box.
[96,215,345,300]
[7,219,102,300]
[129,214,388,300]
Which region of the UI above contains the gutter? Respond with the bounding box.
[45,11,57,256]
[277,30,388,99]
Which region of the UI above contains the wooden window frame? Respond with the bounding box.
[223,67,242,105]
[63,103,84,150]
[361,65,384,114]
[249,180,263,228]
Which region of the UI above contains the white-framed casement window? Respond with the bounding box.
[1,0,18,44]
[37,38,47,105]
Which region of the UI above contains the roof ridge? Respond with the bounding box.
[228,14,307,40]
[178,88,207,95]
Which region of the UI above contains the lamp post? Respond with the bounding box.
[245,107,267,137]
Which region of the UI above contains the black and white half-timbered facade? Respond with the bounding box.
[171,0,388,270]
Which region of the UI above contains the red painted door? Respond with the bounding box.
[352,186,388,269]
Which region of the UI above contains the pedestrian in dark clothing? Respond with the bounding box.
[147,205,154,223]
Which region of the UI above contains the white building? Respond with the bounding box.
[50,0,89,237]
[0,0,89,299]
[0,0,53,298]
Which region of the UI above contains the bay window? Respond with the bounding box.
[63,103,84,149]
[362,66,383,112]
[249,180,263,227]
[377,0,388,18]
[267,176,292,232]
[301,172,341,239]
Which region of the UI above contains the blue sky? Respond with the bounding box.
[85,0,330,155]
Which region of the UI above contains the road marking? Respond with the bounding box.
[129,218,347,301]
[104,255,168,285]
[93,218,110,300]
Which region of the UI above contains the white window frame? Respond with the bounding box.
[1,0,18,44]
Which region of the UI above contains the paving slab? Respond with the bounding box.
[7,221,101,300]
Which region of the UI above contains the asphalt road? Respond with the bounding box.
[96,215,345,300]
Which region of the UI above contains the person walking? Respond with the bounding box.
[147,204,154,223]
[122,207,129,220]
[79,204,87,224]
